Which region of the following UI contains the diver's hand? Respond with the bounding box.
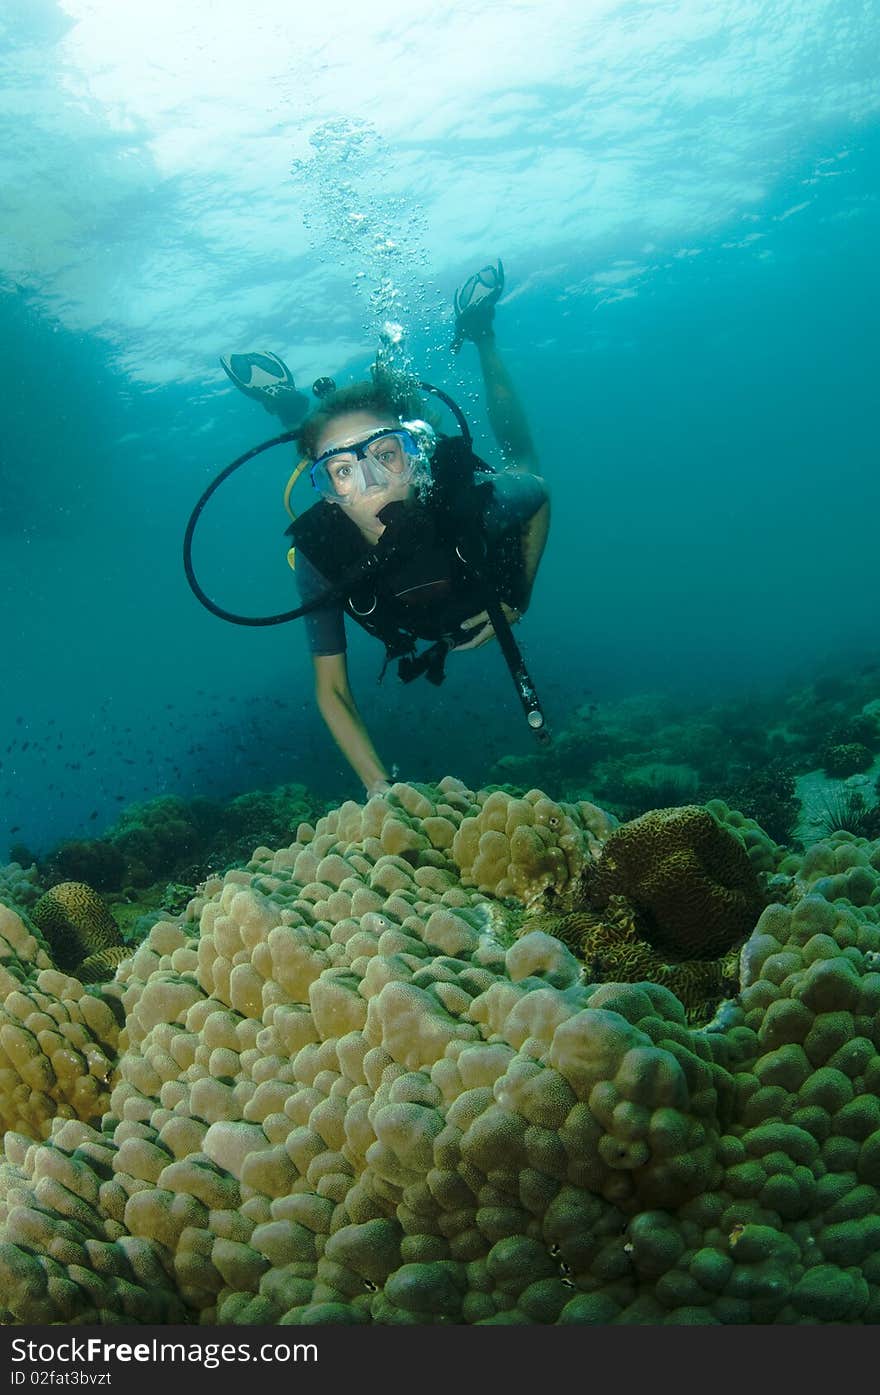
[451,604,522,651]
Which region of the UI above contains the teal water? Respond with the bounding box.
[1,0,878,853]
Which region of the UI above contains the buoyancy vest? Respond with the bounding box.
[285,435,529,667]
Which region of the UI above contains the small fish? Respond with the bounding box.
[10,825,21,833]
[89,810,98,820]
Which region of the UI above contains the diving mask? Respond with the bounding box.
[310,422,435,505]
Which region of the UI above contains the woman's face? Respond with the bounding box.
[314,410,415,537]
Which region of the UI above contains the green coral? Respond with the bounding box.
[34,786,328,897]
[723,761,800,848]
[821,744,875,779]
[0,860,42,915]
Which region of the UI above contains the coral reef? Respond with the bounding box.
[484,663,880,852]
[2,780,880,1325]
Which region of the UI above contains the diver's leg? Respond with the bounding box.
[452,262,539,472]
[220,350,311,429]
[473,332,539,473]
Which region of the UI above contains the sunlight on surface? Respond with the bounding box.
[0,0,874,381]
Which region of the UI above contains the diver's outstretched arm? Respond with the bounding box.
[313,653,391,797]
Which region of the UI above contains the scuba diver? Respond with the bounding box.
[211,261,550,799]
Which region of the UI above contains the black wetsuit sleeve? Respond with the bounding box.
[294,551,347,656]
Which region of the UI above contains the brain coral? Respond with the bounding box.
[31,882,125,978]
[2,779,880,1325]
[587,805,766,960]
[525,896,741,1026]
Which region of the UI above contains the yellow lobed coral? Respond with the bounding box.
[0,905,122,1140]
[2,782,880,1325]
[704,799,787,878]
[778,832,880,910]
[451,788,615,904]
